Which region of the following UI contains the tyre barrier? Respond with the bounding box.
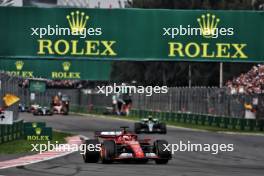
[70,105,264,132]
[0,120,24,144]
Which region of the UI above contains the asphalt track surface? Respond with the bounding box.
[1,113,264,176]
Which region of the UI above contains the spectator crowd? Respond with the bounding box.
[226,64,264,94]
[19,79,85,89]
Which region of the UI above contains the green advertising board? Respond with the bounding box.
[30,80,46,93]
[24,122,52,140]
[0,7,263,62]
[0,59,112,80]
[24,122,46,128]
[24,127,52,140]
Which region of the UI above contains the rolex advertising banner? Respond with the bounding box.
[24,122,52,140]
[0,59,112,80]
[0,7,263,62]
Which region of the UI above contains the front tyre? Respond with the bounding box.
[154,140,171,164]
[159,123,167,134]
[62,106,69,115]
[101,140,116,164]
[83,139,100,163]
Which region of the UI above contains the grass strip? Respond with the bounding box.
[0,131,72,154]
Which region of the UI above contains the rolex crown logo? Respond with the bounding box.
[197,13,220,38]
[66,11,89,34]
[15,61,24,71]
[35,128,42,135]
[32,122,37,128]
[62,62,71,71]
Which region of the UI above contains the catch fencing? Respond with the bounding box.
[15,85,264,132]
[19,88,80,108]
[19,87,264,119]
[1,74,262,134]
[64,87,261,119]
[130,87,263,119]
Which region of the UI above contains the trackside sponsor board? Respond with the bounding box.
[0,59,112,80]
[24,122,52,140]
[0,7,263,62]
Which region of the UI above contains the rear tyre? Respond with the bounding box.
[101,140,116,164]
[159,123,167,134]
[62,106,68,115]
[83,139,100,163]
[154,140,171,164]
[134,123,141,134]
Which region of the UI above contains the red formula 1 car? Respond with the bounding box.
[82,127,172,164]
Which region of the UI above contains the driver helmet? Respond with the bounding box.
[148,115,153,121]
